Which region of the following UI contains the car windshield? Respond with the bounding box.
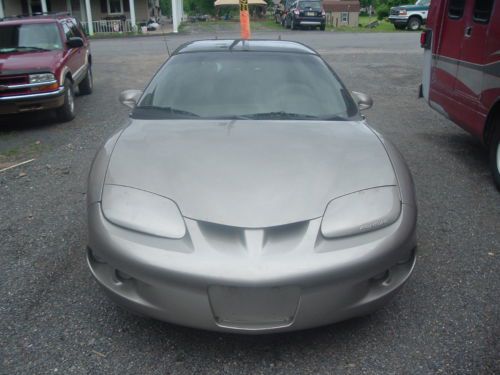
[299,1,322,10]
[0,23,63,53]
[415,0,429,5]
[135,51,358,120]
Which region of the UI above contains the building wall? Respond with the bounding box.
[4,0,23,16]
[326,11,359,27]
[2,0,149,22]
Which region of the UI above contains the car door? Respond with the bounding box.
[430,0,467,123]
[61,21,83,81]
[453,0,495,137]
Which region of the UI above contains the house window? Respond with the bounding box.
[341,12,348,23]
[107,0,123,14]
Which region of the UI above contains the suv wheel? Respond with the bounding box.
[320,24,325,31]
[407,16,421,30]
[490,123,500,190]
[78,66,93,95]
[56,78,76,122]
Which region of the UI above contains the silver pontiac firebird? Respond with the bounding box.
[87,40,417,333]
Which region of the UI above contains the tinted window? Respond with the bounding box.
[62,22,76,40]
[448,0,465,18]
[299,1,322,10]
[473,0,494,22]
[0,23,62,53]
[136,52,358,120]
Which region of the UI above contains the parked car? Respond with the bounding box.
[285,0,326,30]
[87,39,417,333]
[0,13,92,122]
[420,0,500,189]
[389,0,430,30]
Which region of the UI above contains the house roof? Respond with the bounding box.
[323,0,360,12]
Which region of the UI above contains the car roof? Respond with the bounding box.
[0,13,72,25]
[174,40,319,55]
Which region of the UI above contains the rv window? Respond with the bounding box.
[448,0,465,18]
[473,0,494,23]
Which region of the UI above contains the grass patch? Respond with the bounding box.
[326,15,398,32]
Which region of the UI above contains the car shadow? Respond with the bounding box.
[0,111,61,133]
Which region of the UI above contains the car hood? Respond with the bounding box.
[0,50,63,75]
[105,119,397,228]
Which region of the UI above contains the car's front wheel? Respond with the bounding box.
[490,123,500,190]
[320,24,325,31]
[407,16,421,30]
[78,66,93,95]
[56,78,75,122]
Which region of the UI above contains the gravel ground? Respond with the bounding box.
[0,30,499,375]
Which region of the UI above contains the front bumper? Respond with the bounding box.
[0,87,65,115]
[388,16,409,25]
[87,202,417,333]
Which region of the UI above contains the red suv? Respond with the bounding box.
[0,13,92,122]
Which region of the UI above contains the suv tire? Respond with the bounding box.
[407,16,421,30]
[490,123,500,190]
[78,66,93,95]
[320,24,325,31]
[56,78,76,122]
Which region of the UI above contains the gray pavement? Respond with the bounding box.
[0,30,499,375]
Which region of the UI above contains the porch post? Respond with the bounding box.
[172,0,178,33]
[41,0,48,13]
[84,0,94,35]
[128,0,136,30]
[66,0,72,14]
[0,0,4,19]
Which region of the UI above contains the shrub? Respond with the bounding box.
[376,4,389,20]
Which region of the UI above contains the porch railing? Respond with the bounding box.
[81,19,137,34]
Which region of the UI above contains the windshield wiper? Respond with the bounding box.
[16,46,51,52]
[136,105,200,118]
[241,111,320,120]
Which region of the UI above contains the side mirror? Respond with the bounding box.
[119,89,143,108]
[66,37,84,49]
[352,91,373,111]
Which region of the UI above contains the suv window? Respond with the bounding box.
[473,0,494,23]
[62,22,76,40]
[448,0,465,18]
[298,1,322,10]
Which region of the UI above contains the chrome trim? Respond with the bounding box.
[0,87,65,101]
[299,21,321,25]
[0,80,58,90]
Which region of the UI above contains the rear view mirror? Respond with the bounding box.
[352,91,373,110]
[119,89,143,108]
[67,37,84,49]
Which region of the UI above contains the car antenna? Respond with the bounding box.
[163,35,170,57]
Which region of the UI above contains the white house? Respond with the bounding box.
[0,0,184,34]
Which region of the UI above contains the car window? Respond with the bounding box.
[69,19,84,37]
[298,1,322,10]
[448,0,465,18]
[416,0,430,5]
[136,51,358,120]
[62,22,76,40]
[0,23,63,53]
[473,0,494,23]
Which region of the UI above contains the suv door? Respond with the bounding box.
[61,20,85,81]
[453,0,495,137]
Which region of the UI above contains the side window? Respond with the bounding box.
[69,20,83,38]
[473,0,494,23]
[62,22,75,40]
[448,0,465,18]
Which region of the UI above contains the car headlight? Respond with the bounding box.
[399,9,407,15]
[29,73,56,84]
[102,185,186,239]
[321,186,401,238]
